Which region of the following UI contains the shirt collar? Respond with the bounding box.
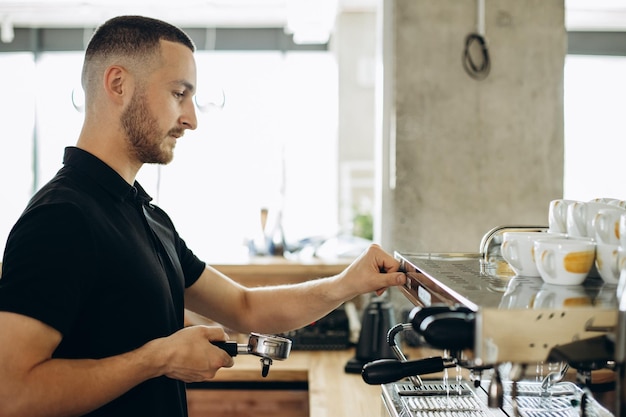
[62,146,153,204]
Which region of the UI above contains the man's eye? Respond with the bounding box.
[174,91,185,99]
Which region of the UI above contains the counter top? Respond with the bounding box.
[187,347,619,417]
[189,348,383,417]
[209,256,352,287]
[187,258,373,416]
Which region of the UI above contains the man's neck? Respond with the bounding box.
[76,132,141,185]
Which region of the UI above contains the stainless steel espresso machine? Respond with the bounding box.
[361,226,623,417]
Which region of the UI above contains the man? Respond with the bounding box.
[0,16,406,417]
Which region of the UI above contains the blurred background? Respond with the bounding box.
[0,0,625,261]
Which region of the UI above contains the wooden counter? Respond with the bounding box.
[209,256,352,287]
[187,257,377,416]
[187,349,383,417]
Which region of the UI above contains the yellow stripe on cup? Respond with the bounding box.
[563,297,592,307]
[563,251,595,273]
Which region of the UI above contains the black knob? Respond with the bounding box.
[409,305,475,350]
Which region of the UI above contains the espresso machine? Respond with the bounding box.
[362,226,622,417]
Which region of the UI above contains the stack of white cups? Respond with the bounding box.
[502,198,626,286]
[548,198,626,285]
[588,200,626,285]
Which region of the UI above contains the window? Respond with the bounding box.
[139,51,339,261]
[563,55,626,201]
[0,53,35,253]
[0,50,338,262]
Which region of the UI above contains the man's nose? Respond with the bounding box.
[181,100,198,130]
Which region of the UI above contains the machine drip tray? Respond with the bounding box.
[382,380,613,417]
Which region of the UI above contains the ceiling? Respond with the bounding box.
[0,0,381,44]
[0,0,624,41]
[566,0,626,30]
[0,0,378,28]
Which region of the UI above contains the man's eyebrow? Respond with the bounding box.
[172,80,195,93]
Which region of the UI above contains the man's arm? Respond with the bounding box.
[184,244,406,334]
[0,311,234,417]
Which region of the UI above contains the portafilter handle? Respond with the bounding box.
[211,341,249,356]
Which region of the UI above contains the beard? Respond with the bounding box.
[120,91,182,165]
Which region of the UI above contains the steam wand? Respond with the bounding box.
[361,322,459,385]
[387,323,423,387]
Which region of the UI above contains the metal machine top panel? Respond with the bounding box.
[395,252,618,364]
[395,252,612,312]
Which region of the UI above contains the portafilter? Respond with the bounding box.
[213,332,292,377]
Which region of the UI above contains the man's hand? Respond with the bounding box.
[147,325,235,382]
[338,244,407,297]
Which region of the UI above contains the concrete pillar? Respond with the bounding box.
[376,0,566,253]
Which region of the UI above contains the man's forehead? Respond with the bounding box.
[157,41,197,87]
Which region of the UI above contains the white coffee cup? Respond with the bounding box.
[590,197,619,204]
[501,231,565,277]
[534,237,596,285]
[609,199,626,209]
[595,241,621,284]
[620,212,626,248]
[548,199,577,234]
[617,248,626,299]
[566,201,615,238]
[592,208,625,245]
[533,283,592,308]
[619,245,626,277]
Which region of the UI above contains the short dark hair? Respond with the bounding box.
[82,15,195,89]
[86,15,195,59]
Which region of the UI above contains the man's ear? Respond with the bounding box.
[103,65,130,105]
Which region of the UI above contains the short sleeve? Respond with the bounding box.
[0,203,97,336]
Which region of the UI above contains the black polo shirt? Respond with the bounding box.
[0,147,206,417]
